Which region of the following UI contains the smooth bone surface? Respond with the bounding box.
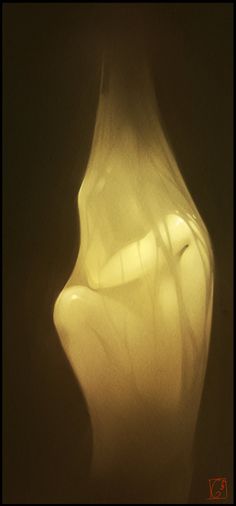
[53,56,214,503]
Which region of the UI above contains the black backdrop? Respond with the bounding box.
[3,3,233,504]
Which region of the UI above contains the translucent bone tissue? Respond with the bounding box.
[53,48,214,503]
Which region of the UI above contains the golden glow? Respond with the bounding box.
[53,57,214,500]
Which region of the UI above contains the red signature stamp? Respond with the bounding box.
[208,478,228,500]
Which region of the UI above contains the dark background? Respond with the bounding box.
[3,3,233,504]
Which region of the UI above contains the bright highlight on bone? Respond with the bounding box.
[53,52,214,502]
